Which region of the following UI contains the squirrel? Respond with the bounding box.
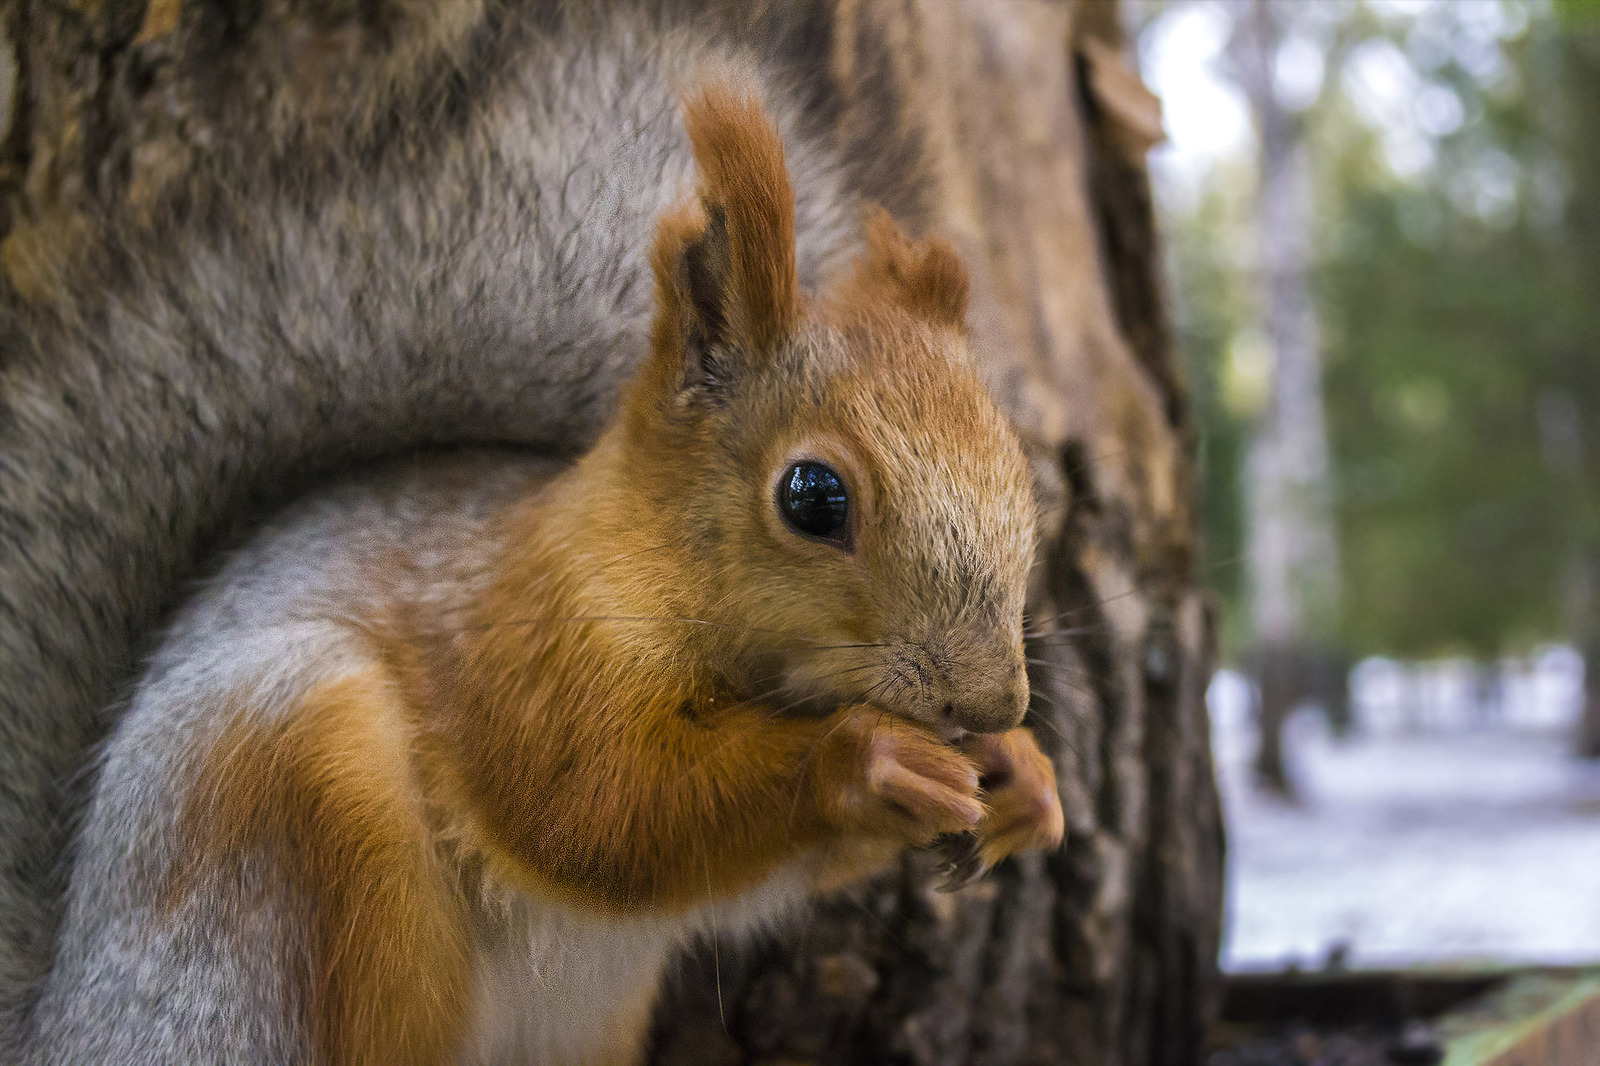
[0,6,951,1040]
[22,85,1064,1064]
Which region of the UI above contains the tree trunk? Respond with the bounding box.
[1232,0,1341,797]
[0,1,1222,1061]
[1579,650,1600,759]
[1557,25,1600,762]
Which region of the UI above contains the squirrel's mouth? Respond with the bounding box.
[747,643,1008,738]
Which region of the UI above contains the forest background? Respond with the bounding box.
[1138,0,1600,762]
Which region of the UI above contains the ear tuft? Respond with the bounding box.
[679,81,801,351]
[641,81,802,409]
[852,206,970,330]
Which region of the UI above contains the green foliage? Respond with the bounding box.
[1555,0,1600,29]
[1316,9,1600,657]
[1154,0,1600,659]
[1321,187,1573,655]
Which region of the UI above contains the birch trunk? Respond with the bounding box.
[1234,0,1341,796]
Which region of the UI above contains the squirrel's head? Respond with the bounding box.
[615,83,1034,736]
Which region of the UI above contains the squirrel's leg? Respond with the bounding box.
[469,700,985,914]
[179,667,471,1066]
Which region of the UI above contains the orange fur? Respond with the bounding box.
[835,205,970,330]
[404,82,1005,916]
[679,82,800,349]
[634,201,711,418]
[165,78,1054,1063]
[428,522,977,912]
[177,670,469,1066]
[963,728,1066,871]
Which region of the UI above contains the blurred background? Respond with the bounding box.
[1131,0,1600,973]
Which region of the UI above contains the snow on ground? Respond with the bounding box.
[1213,657,1600,972]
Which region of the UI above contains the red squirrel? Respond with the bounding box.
[28,83,1064,1065]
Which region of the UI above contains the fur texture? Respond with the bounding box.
[0,1,943,1040]
[24,86,1058,1064]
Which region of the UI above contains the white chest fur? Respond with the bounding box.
[460,862,818,1066]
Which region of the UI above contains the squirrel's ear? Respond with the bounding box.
[649,203,731,392]
[647,82,800,395]
[847,206,970,331]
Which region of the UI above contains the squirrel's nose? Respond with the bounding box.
[942,664,1028,734]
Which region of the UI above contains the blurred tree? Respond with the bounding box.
[1320,4,1561,661]
[1303,0,1600,757]
[1550,1,1600,755]
[1316,1,1600,683]
[1152,0,1600,755]
[1231,0,1343,794]
[1166,178,1250,645]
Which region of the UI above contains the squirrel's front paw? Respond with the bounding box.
[819,705,983,845]
[940,728,1065,889]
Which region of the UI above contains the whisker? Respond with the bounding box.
[1025,624,1126,642]
[751,663,884,709]
[1024,708,1084,760]
[808,642,891,651]
[700,856,727,1036]
[464,613,851,649]
[605,542,677,564]
[1025,653,1098,678]
[1022,552,1246,635]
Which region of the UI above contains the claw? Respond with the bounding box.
[934,832,989,892]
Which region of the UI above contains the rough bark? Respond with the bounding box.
[0,0,1221,1061]
[650,10,1221,1061]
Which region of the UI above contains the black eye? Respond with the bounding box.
[778,462,851,546]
